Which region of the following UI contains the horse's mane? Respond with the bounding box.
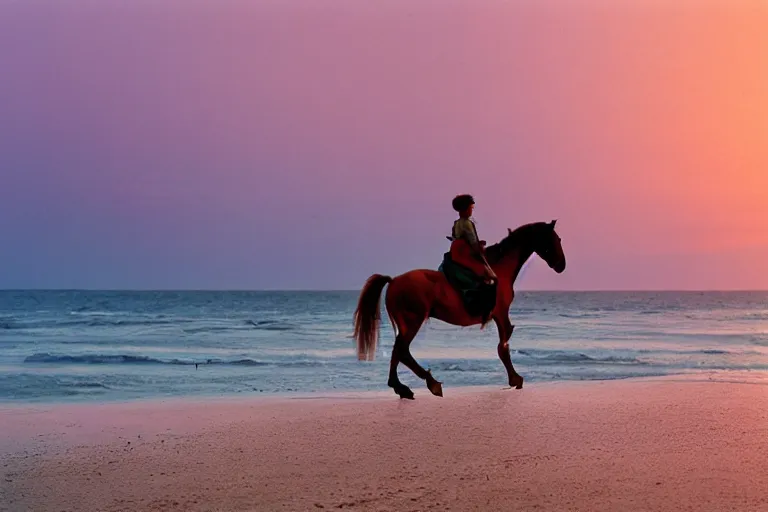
[484,222,548,264]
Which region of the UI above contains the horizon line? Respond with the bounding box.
[1,288,767,293]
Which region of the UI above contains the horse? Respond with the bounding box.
[353,220,566,399]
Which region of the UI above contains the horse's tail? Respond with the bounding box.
[354,274,392,361]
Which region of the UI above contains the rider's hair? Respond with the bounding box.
[451,194,475,213]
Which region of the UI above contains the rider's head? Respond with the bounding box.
[452,194,475,217]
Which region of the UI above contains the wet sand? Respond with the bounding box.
[2,374,768,511]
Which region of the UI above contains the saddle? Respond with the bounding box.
[438,250,496,320]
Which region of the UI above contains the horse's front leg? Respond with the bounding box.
[493,314,523,389]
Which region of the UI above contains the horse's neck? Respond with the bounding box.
[493,246,534,287]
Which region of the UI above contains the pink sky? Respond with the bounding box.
[0,0,766,290]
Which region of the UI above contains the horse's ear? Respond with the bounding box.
[550,219,557,229]
[508,228,513,235]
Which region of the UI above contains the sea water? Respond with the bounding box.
[1,290,767,403]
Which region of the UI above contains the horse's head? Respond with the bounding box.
[507,220,566,273]
[537,220,566,273]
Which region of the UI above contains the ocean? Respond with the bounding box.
[1,290,767,403]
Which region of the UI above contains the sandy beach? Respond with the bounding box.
[2,374,768,511]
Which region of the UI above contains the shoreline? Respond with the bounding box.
[2,367,766,408]
[3,371,768,511]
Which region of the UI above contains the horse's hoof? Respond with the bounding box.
[427,379,443,397]
[509,376,524,390]
[425,370,443,397]
[395,386,415,400]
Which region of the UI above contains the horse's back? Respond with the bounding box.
[398,268,445,282]
[390,269,448,292]
[386,268,478,327]
[387,268,460,307]
[384,269,442,306]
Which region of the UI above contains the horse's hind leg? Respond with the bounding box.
[397,338,443,398]
[384,308,415,399]
[388,347,413,400]
[392,313,443,398]
[386,313,443,399]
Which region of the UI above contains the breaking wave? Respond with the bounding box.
[23,353,324,367]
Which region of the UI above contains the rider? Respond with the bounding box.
[448,194,498,285]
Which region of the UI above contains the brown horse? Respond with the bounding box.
[353,220,566,399]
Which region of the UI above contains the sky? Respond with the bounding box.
[1,0,766,290]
